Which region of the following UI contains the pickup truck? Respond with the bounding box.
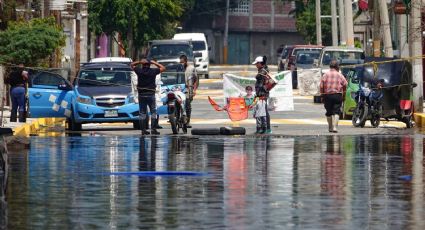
[146,39,197,71]
[312,46,365,103]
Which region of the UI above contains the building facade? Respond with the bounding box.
[185,0,304,65]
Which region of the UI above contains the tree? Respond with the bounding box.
[282,0,333,45]
[88,0,184,58]
[0,17,65,66]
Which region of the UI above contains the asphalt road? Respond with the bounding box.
[69,66,415,136]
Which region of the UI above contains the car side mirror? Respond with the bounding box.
[412,82,418,88]
[58,83,72,91]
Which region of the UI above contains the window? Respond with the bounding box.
[78,70,131,87]
[230,0,250,14]
[32,72,65,86]
[161,72,185,86]
[192,41,206,51]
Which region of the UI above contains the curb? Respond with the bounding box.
[13,118,66,136]
[414,113,425,127]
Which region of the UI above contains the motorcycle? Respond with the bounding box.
[165,86,188,134]
[351,81,384,128]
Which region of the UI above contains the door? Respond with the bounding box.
[28,72,74,118]
[228,34,250,64]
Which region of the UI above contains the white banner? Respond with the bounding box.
[297,68,322,96]
[223,71,294,111]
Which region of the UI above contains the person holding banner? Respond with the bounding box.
[252,56,272,134]
[319,60,347,133]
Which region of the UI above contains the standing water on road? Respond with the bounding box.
[4,135,425,229]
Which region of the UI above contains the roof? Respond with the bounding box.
[80,62,132,70]
[149,39,192,45]
[89,57,132,63]
[322,46,364,52]
[292,45,324,49]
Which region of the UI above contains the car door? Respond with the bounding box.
[28,72,74,118]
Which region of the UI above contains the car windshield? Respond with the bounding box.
[322,51,364,65]
[296,50,321,64]
[77,70,132,87]
[292,48,322,57]
[192,41,206,51]
[160,71,185,85]
[149,44,193,60]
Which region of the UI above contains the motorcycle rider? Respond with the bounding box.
[131,58,165,135]
[177,54,198,127]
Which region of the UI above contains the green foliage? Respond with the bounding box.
[281,0,332,45]
[88,0,184,50]
[354,39,362,49]
[0,17,65,66]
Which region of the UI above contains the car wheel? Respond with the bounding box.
[67,110,82,131]
[403,116,414,128]
[133,121,141,130]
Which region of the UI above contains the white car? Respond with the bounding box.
[173,33,210,78]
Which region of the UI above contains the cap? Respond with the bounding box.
[252,56,264,64]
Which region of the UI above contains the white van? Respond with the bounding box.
[173,33,209,78]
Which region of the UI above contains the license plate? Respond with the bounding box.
[104,110,118,117]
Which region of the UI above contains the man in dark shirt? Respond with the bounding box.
[7,64,28,122]
[131,58,165,135]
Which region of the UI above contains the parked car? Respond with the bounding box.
[277,45,293,72]
[312,46,365,103]
[289,45,324,89]
[173,33,209,78]
[294,50,321,70]
[147,39,195,71]
[27,59,185,131]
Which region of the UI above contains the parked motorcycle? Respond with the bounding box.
[352,81,384,128]
[351,85,370,128]
[166,86,188,134]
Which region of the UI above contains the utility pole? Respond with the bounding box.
[223,0,230,64]
[378,0,393,57]
[344,0,354,47]
[371,0,381,57]
[315,0,322,45]
[410,0,423,112]
[43,0,49,18]
[331,0,338,46]
[338,0,346,45]
[74,2,81,76]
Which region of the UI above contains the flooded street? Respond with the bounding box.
[3,135,425,229]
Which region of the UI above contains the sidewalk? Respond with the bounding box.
[414,103,425,128]
[0,107,64,136]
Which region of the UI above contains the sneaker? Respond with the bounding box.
[141,130,150,135]
[151,129,160,135]
[264,129,272,134]
[255,129,265,134]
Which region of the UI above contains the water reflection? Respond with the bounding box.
[3,135,425,229]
